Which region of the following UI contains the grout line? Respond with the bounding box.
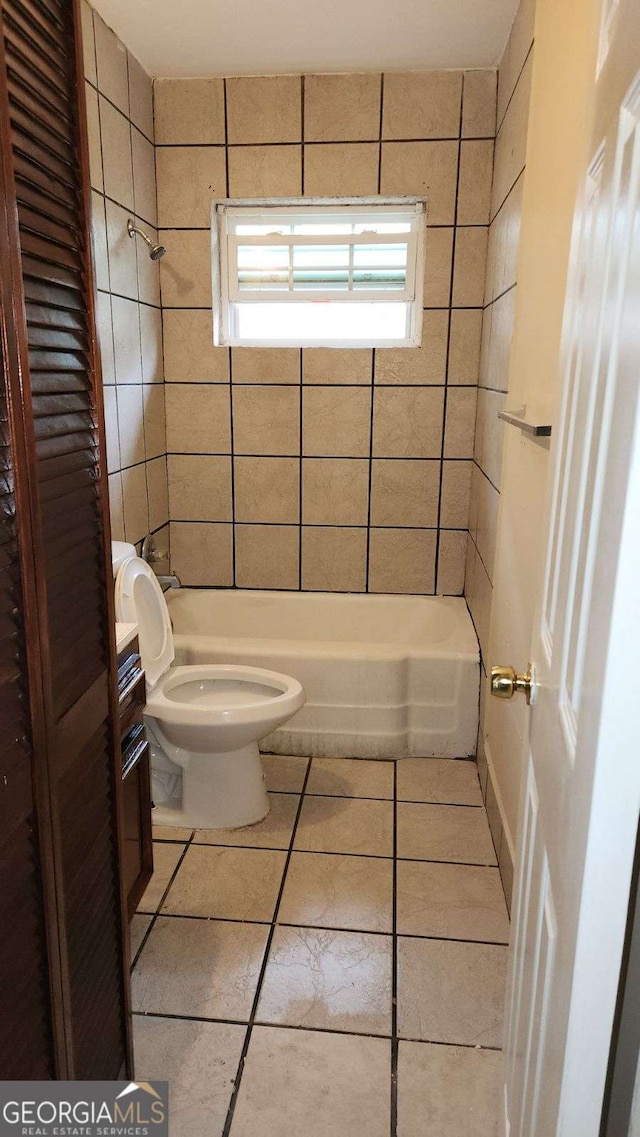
[495,40,534,137]
[390,758,398,1137]
[222,79,237,588]
[150,134,497,150]
[220,757,312,1137]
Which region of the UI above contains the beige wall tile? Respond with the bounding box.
[491,51,532,219]
[424,227,453,307]
[465,538,493,660]
[232,347,299,384]
[372,387,444,458]
[235,524,299,589]
[302,387,371,457]
[304,74,381,141]
[111,296,141,384]
[233,385,300,455]
[164,309,229,382]
[303,143,379,196]
[444,388,477,458]
[85,85,103,192]
[146,456,169,531]
[370,459,439,527]
[94,13,128,114]
[154,78,225,144]
[159,229,212,308]
[301,527,367,592]
[135,217,162,307]
[121,464,149,544]
[234,457,299,523]
[302,348,372,384]
[143,383,167,459]
[157,147,226,228]
[165,384,231,453]
[375,310,448,385]
[440,461,472,528]
[462,70,497,137]
[226,76,301,144]
[103,386,120,472]
[91,192,109,290]
[108,472,124,541]
[437,530,467,594]
[453,228,488,307]
[474,387,506,488]
[380,141,458,225]
[228,145,302,197]
[448,309,482,385]
[484,175,523,303]
[369,528,436,594]
[80,0,96,84]
[170,522,233,586]
[96,291,115,384]
[473,468,500,581]
[478,287,516,392]
[457,140,494,225]
[105,200,138,299]
[497,0,535,126]
[100,97,133,210]
[128,56,154,140]
[140,305,164,384]
[132,130,157,225]
[302,458,369,525]
[168,455,232,521]
[382,72,462,140]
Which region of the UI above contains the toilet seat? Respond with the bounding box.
[146,662,303,727]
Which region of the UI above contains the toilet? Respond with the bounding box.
[113,543,305,829]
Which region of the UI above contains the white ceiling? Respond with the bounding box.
[90,0,518,78]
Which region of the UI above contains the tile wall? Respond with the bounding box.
[82,2,169,557]
[466,0,536,906]
[154,70,497,591]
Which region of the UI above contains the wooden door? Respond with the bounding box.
[504,0,640,1132]
[0,0,132,1078]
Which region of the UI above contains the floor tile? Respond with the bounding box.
[132,916,269,1020]
[397,937,507,1047]
[396,861,509,942]
[397,802,497,864]
[152,824,194,841]
[194,792,299,849]
[397,757,483,805]
[261,752,309,792]
[162,844,287,921]
[294,795,393,857]
[133,1015,245,1137]
[256,925,392,1035]
[230,1026,391,1137]
[397,1040,503,1136]
[137,842,185,913]
[130,914,153,959]
[279,851,393,933]
[306,757,394,799]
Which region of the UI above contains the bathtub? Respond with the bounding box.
[167,590,480,760]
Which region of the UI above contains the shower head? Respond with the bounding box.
[127,219,166,260]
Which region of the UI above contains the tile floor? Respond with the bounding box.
[131,755,508,1136]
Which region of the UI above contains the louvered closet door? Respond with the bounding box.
[0,0,131,1078]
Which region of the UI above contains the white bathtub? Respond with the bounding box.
[167,590,480,760]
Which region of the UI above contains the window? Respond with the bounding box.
[212,198,426,348]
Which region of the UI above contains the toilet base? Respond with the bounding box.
[151,737,270,830]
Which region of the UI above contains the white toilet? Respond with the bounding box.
[113,543,305,830]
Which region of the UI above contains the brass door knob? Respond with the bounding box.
[491,664,533,705]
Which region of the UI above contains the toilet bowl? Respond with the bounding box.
[113,545,305,829]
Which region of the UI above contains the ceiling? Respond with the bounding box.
[90,0,519,78]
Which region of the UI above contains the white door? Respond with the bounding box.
[504,1,640,1134]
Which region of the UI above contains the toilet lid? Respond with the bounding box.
[115,556,175,689]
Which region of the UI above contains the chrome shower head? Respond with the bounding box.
[127,219,166,260]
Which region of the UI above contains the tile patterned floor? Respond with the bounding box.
[133,755,508,1136]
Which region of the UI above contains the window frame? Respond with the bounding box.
[212,197,427,349]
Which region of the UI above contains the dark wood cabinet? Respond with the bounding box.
[118,637,153,919]
[0,0,132,1079]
